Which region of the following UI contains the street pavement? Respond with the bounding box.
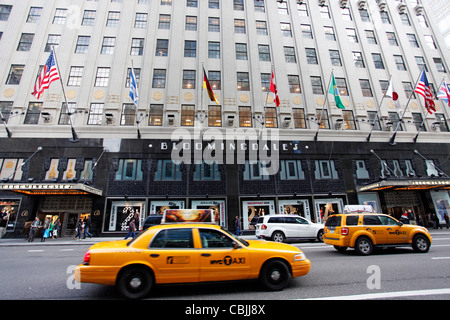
[0,228,448,246]
[0,228,449,301]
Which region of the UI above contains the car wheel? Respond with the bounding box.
[316,229,324,242]
[412,234,430,253]
[271,231,285,243]
[260,260,291,291]
[117,266,153,299]
[355,237,373,255]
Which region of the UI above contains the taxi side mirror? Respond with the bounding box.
[232,241,241,249]
[397,221,403,226]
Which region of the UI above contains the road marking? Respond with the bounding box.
[432,257,450,260]
[28,250,44,252]
[60,249,74,251]
[298,288,450,300]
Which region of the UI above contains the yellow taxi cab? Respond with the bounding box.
[323,208,432,255]
[75,210,311,299]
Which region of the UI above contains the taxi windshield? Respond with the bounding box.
[221,227,249,247]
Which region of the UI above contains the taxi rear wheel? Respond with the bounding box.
[260,260,291,291]
[412,234,430,253]
[355,236,373,255]
[117,266,153,299]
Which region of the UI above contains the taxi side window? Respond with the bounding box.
[149,229,194,248]
[378,215,399,226]
[199,229,235,248]
[363,215,382,225]
[345,215,359,226]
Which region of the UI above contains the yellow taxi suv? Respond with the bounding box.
[75,210,310,299]
[324,212,432,255]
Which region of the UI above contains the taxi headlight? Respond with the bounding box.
[294,253,307,261]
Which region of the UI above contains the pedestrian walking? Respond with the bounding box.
[41,217,51,242]
[444,213,450,229]
[28,217,41,242]
[124,219,136,240]
[433,212,442,229]
[48,219,54,239]
[235,216,241,236]
[400,210,409,224]
[83,216,92,239]
[53,218,61,239]
[73,219,83,240]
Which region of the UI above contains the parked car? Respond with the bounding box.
[256,214,324,243]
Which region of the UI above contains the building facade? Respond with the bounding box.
[0,0,450,237]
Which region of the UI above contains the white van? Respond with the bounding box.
[255,214,324,243]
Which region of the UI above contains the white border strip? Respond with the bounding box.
[298,288,450,300]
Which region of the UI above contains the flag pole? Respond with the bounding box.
[52,46,79,143]
[314,71,333,141]
[0,111,12,138]
[130,60,141,139]
[412,70,438,143]
[389,68,423,146]
[368,75,392,142]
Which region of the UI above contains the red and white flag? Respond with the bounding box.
[270,71,280,107]
[414,70,436,114]
[385,77,401,113]
[32,49,60,99]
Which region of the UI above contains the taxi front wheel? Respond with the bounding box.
[260,260,291,291]
[117,266,154,299]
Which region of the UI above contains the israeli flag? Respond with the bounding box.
[129,68,139,107]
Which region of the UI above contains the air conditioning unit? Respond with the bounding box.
[318,0,326,7]
[340,0,348,8]
[378,0,387,12]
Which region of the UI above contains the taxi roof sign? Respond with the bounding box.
[343,205,375,214]
[162,209,216,224]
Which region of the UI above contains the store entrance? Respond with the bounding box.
[384,191,425,225]
[38,196,93,237]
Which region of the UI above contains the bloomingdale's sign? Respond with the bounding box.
[149,128,304,175]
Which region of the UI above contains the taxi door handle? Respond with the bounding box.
[150,254,159,258]
[201,253,211,257]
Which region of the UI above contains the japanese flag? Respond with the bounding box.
[385,79,401,113]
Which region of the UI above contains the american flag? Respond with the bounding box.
[32,49,60,99]
[414,70,435,114]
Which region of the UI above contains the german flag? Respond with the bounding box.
[203,67,219,105]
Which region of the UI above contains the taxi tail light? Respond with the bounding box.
[83,250,91,265]
[261,224,267,230]
[341,227,349,236]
